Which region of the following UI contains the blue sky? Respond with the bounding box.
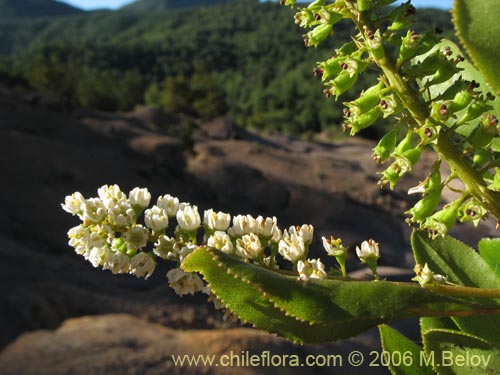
[60,0,453,11]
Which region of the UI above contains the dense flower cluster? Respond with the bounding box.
[63,185,384,309]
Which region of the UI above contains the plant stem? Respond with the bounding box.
[428,283,500,300]
[354,12,500,223]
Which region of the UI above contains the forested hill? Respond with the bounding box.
[0,0,454,136]
[121,0,234,11]
[0,0,83,18]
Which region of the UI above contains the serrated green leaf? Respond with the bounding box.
[420,317,458,333]
[479,238,500,277]
[412,231,500,291]
[412,231,500,347]
[422,329,500,375]
[182,247,500,344]
[453,0,500,94]
[379,325,435,375]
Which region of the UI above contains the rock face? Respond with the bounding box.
[0,314,387,375]
[0,86,495,373]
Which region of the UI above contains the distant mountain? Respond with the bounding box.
[0,0,83,18]
[120,0,234,12]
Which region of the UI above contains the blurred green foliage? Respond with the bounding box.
[0,0,454,137]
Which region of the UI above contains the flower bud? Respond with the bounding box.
[176,205,201,232]
[157,194,180,218]
[405,188,443,224]
[325,70,358,99]
[425,59,461,87]
[346,81,385,116]
[398,148,422,172]
[457,100,492,125]
[380,163,404,189]
[236,233,263,260]
[129,187,151,208]
[279,229,306,262]
[372,127,397,163]
[348,107,382,135]
[397,30,421,66]
[356,239,380,279]
[423,199,461,238]
[256,216,278,238]
[144,205,169,232]
[297,259,327,281]
[305,23,332,47]
[203,209,231,232]
[394,130,414,155]
[364,28,384,60]
[207,231,234,254]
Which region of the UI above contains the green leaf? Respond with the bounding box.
[415,39,500,137]
[182,247,499,344]
[420,317,458,333]
[478,238,500,277]
[412,231,500,291]
[453,0,500,94]
[412,231,500,347]
[379,324,434,375]
[422,329,500,375]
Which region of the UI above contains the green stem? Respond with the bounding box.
[354,12,500,222]
[427,282,500,300]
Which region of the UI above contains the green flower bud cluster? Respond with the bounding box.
[282,0,500,236]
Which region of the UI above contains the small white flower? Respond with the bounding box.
[207,231,234,254]
[176,204,201,231]
[104,251,131,274]
[356,239,380,261]
[61,192,85,216]
[157,194,180,218]
[270,226,282,243]
[98,184,126,209]
[68,224,90,255]
[167,268,204,295]
[144,205,169,232]
[297,224,314,245]
[322,236,346,256]
[235,233,262,259]
[108,200,135,226]
[153,235,176,259]
[413,263,434,286]
[203,209,231,231]
[129,187,151,208]
[88,246,109,268]
[297,258,327,281]
[228,214,257,237]
[278,229,305,262]
[82,198,107,223]
[130,252,156,279]
[123,225,149,251]
[256,216,278,237]
[177,243,198,262]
